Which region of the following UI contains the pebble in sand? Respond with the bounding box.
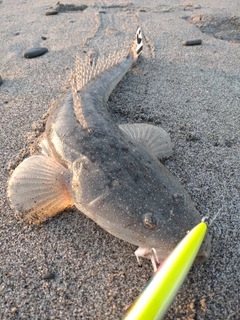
[23,47,48,59]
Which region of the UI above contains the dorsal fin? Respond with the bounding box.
[74,27,143,91]
[70,70,88,129]
[75,51,126,91]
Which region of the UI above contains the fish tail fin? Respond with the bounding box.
[7,155,74,224]
[129,26,143,62]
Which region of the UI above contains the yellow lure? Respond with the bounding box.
[124,221,208,320]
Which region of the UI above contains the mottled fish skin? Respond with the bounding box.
[8,28,211,269]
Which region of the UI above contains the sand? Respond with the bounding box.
[0,0,239,319]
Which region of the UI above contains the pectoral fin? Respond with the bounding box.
[7,155,73,224]
[119,123,173,159]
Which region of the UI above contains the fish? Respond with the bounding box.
[7,27,211,270]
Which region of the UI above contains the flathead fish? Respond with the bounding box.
[7,28,211,270]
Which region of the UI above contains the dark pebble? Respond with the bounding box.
[23,47,48,59]
[41,36,47,40]
[45,9,58,16]
[0,75,3,86]
[183,39,202,46]
[14,32,20,36]
[54,4,88,12]
[225,140,233,148]
[186,133,200,142]
[42,272,55,280]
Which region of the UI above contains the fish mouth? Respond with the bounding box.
[194,232,211,265]
[135,232,211,271]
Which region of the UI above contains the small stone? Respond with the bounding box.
[53,3,88,12]
[41,36,47,40]
[183,39,202,46]
[23,47,48,59]
[0,75,3,86]
[225,140,233,148]
[42,272,55,280]
[14,32,20,36]
[186,133,200,142]
[11,307,18,313]
[45,9,58,16]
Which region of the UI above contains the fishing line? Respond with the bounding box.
[201,207,224,227]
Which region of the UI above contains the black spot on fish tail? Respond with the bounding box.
[136,46,143,55]
[130,27,143,61]
[135,27,143,56]
[137,33,142,44]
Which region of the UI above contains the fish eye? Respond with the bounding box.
[172,193,185,205]
[143,212,158,229]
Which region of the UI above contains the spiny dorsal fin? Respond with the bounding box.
[70,70,88,129]
[75,50,126,91]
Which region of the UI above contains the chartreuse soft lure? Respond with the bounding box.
[124,221,208,320]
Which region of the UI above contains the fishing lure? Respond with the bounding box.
[124,220,208,320]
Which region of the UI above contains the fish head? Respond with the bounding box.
[132,192,211,267]
[71,152,211,269]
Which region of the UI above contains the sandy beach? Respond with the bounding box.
[0,0,239,319]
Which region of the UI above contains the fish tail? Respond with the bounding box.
[129,27,143,62]
[74,28,143,91]
[7,155,74,224]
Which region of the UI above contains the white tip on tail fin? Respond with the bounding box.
[7,155,74,224]
[130,27,143,61]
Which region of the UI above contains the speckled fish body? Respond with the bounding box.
[8,28,211,268]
